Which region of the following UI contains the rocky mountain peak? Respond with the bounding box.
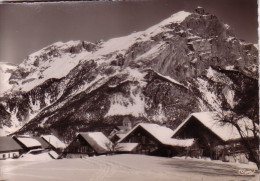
[194,6,207,15]
[0,8,258,140]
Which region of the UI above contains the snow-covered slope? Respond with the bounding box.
[6,11,191,94]
[0,62,17,94]
[9,41,94,92]
[0,7,258,141]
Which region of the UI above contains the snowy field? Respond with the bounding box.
[0,154,259,181]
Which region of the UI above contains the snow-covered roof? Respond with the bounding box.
[129,123,174,142]
[163,138,195,147]
[0,136,23,152]
[41,135,67,149]
[172,112,256,142]
[48,150,59,159]
[15,137,42,148]
[33,137,52,149]
[118,123,194,147]
[116,133,127,139]
[116,126,130,133]
[115,143,139,152]
[79,132,113,154]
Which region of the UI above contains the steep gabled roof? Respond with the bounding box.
[14,136,42,148]
[33,137,52,149]
[118,123,194,147]
[0,136,23,152]
[162,138,195,147]
[116,133,127,139]
[172,112,256,142]
[115,143,139,152]
[78,132,113,154]
[116,126,128,131]
[41,135,67,149]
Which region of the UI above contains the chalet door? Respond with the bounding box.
[198,139,211,157]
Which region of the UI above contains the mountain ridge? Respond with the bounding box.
[0,7,258,141]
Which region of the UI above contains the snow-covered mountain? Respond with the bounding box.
[0,62,18,94]
[0,7,258,141]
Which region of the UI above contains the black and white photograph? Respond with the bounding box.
[0,0,259,180]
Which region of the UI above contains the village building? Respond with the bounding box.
[0,136,23,159]
[33,137,52,150]
[118,123,194,157]
[12,135,42,153]
[172,112,257,163]
[115,143,139,153]
[109,117,133,143]
[64,132,113,158]
[109,132,126,143]
[41,135,67,153]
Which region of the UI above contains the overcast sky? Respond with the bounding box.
[0,0,258,64]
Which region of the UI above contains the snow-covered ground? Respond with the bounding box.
[0,154,258,181]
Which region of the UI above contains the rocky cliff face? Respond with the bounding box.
[0,8,258,141]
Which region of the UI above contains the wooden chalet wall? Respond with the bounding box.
[0,137,23,159]
[110,134,121,143]
[173,116,225,159]
[64,135,95,156]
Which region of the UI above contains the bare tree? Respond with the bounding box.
[215,111,259,168]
